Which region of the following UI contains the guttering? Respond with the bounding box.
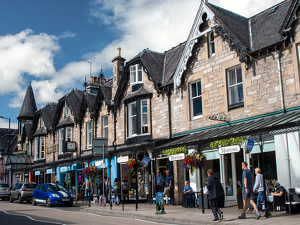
[273,50,285,111]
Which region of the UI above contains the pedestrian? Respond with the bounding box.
[113,178,121,205]
[206,169,223,222]
[164,170,172,205]
[122,175,129,204]
[253,168,270,214]
[238,161,261,219]
[153,170,164,192]
[105,177,111,205]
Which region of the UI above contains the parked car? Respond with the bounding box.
[10,182,37,203]
[32,183,73,207]
[0,183,10,200]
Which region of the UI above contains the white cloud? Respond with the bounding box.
[59,31,76,39]
[0,118,18,129]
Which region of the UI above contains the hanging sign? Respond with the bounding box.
[169,153,185,161]
[142,156,151,166]
[245,139,255,154]
[218,145,240,155]
[117,156,128,164]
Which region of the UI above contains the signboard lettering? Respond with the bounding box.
[218,145,240,155]
[117,156,129,164]
[169,153,185,161]
[35,171,40,176]
[95,160,105,168]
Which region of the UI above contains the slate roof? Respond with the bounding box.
[65,88,84,119]
[56,117,74,128]
[84,92,97,113]
[23,122,33,137]
[40,103,57,130]
[123,85,152,103]
[33,127,47,137]
[18,82,37,120]
[100,85,112,106]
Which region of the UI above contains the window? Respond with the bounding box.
[190,80,203,119]
[130,64,143,84]
[102,116,108,138]
[141,100,148,133]
[208,31,215,58]
[86,121,92,149]
[40,119,44,128]
[34,137,45,159]
[128,102,137,137]
[58,128,64,154]
[65,101,70,117]
[66,127,72,142]
[227,65,244,108]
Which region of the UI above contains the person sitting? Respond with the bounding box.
[271,181,286,210]
[183,181,195,208]
[153,170,164,192]
[227,178,233,196]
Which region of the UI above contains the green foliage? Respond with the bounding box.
[210,136,245,149]
[237,186,243,195]
[162,146,187,156]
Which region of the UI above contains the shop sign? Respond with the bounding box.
[218,145,240,155]
[35,171,40,176]
[46,169,53,174]
[60,166,68,172]
[245,139,255,154]
[47,144,58,154]
[117,156,129,164]
[169,153,185,161]
[95,160,105,168]
[156,192,165,214]
[66,141,76,152]
[12,150,27,155]
[142,156,151,166]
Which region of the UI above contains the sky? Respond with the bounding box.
[0,0,284,129]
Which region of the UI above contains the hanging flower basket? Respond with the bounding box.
[123,158,141,174]
[83,165,99,180]
[183,151,207,175]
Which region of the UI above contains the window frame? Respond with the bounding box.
[86,121,92,149]
[208,31,215,58]
[189,80,203,120]
[141,100,148,134]
[102,115,108,138]
[65,101,70,117]
[40,137,45,159]
[34,137,39,160]
[58,128,64,154]
[130,64,143,84]
[66,127,72,142]
[227,65,244,110]
[128,102,137,137]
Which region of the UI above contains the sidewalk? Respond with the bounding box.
[77,202,300,225]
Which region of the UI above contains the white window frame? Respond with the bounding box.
[34,137,39,160]
[141,100,148,134]
[227,65,244,107]
[58,128,64,154]
[66,127,72,142]
[40,118,44,128]
[40,137,45,159]
[102,116,108,138]
[128,102,137,137]
[208,31,215,58]
[130,64,143,84]
[189,80,203,120]
[86,121,92,149]
[65,101,70,117]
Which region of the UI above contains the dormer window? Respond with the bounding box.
[208,31,215,58]
[65,101,70,117]
[130,64,143,84]
[40,118,44,128]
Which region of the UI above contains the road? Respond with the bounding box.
[0,199,169,225]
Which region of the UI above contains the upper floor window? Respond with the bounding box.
[65,101,70,117]
[40,119,44,128]
[128,102,137,137]
[130,64,143,84]
[66,127,72,142]
[58,128,64,154]
[227,65,244,109]
[34,136,45,160]
[208,31,215,58]
[190,80,203,120]
[102,116,108,138]
[141,100,148,134]
[86,121,92,149]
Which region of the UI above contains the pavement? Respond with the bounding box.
[75,201,300,225]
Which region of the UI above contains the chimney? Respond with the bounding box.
[90,75,93,83]
[112,47,126,99]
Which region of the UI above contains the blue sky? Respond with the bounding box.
[0,0,283,128]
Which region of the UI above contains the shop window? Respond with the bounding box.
[130,64,143,84]
[102,115,108,138]
[190,80,203,120]
[128,102,137,137]
[86,121,92,149]
[208,31,215,58]
[227,65,244,109]
[141,100,148,134]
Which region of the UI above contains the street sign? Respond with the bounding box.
[218,145,240,155]
[245,139,255,154]
[142,156,151,166]
[94,137,108,156]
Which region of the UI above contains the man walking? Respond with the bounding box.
[238,161,261,219]
[207,169,223,222]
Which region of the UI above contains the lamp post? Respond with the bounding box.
[0,116,11,187]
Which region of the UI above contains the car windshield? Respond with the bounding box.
[24,183,36,189]
[0,184,9,188]
[46,184,66,192]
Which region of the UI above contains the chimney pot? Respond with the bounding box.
[116,47,121,57]
[90,76,93,83]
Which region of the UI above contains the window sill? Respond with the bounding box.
[127,133,150,139]
[191,115,203,121]
[228,102,244,111]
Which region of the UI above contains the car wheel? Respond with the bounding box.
[9,195,13,203]
[32,196,37,205]
[46,197,51,207]
[18,195,22,204]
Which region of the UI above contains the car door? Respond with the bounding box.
[40,185,48,203]
[12,184,21,200]
[34,184,42,202]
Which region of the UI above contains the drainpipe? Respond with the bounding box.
[113,111,117,147]
[273,51,285,111]
[79,123,82,157]
[167,88,172,139]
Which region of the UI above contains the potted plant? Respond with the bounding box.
[183,151,206,175]
[123,158,141,174]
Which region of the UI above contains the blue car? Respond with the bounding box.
[32,183,73,207]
